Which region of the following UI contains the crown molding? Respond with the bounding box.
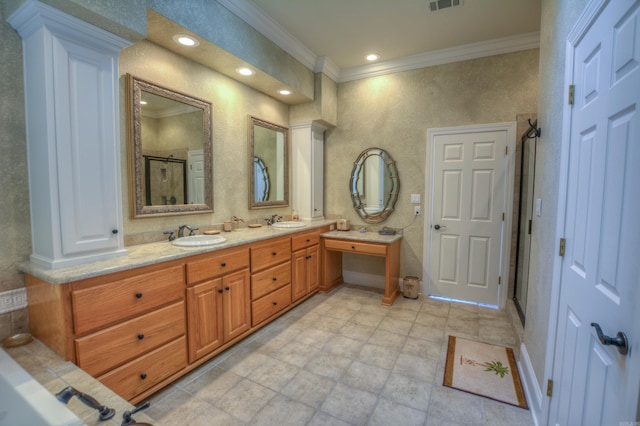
[216,0,317,70]
[338,31,540,82]
[216,0,539,83]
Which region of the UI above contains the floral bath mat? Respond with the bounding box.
[443,335,528,409]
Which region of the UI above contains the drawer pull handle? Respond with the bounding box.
[221,262,226,267]
[272,277,277,281]
[225,286,230,291]
[351,245,356,250]
[140,373,147,380]
[135,293,143,299]
[218,289,224,294]
[272,252,277,256]
[306,239,310,242]
[272,301,278,306]
[137,334,144,340]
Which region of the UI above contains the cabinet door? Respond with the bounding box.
[308,245,320,293]
[186,279,223,363]
[222,269,251,342]
[291,249,309,303]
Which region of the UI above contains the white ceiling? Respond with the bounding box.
[247,0,541,71]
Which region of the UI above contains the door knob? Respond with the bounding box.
[434,224,446,230]
[590,323,629,355]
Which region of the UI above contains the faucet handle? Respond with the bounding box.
[163,231,175,241]
[189,227,199,236]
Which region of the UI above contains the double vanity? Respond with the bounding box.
[20,221,402,404]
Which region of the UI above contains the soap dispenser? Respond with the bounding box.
[292,208,299,221]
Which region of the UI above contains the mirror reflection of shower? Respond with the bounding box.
[144,155,187,205]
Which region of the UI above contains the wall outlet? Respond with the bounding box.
[414,205,421,216]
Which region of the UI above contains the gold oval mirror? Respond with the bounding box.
[350,147,400,223]
[127,74,213,217]
[248,116,289,209]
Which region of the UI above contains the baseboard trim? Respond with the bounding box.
[519,342,545,425]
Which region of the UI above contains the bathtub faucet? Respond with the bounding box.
[55,386,115,421]
[121,400,151,425]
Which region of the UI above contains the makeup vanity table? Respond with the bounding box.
[320,230,402,306]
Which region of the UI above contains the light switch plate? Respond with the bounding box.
[411,194,421,204]
[535,198,542,216]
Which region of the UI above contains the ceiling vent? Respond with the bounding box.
[428,0,463,12]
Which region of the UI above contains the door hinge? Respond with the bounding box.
[547,379,553,397]
[527,219,532,234]
[498,276,502,285]
[568,85,575,105]
[502,212,505,221]
[505,146,508,156]
[559,238,566,257]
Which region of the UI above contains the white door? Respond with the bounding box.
[188,150,204,204]
[550,1,640,424]
[425,124,514,307]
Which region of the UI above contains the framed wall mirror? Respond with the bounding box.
[350,147,400,223]
[248,116,289,209]
[127,74,213,217]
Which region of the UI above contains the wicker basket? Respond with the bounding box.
[403,276,420,299]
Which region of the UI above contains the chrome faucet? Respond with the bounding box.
[178,224,198,238]
[265,214,282,225]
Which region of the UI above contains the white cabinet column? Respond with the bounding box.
[291,121,326,221]
[9,1,130,268]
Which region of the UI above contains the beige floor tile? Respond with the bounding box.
[323,335,364,358]
[320,382,378,425]
[393,353,438,383]
[369,397,427,426]
[280,369,335,408]
[409,322,446,344]
[312,316,348,333]
[402,336,442,361]
[293,327,335,349]
[305,352,353,380]
[341,360,390,393]
[378,316,414,335]
[483,399,534,426]
[246,356,299,391]
[214,378,275,422]
[180,367,243,404]
[358,343,400,370]
[339,321,377,341]
[186,405,245,426]
[382,373,433,411]
[387,307,419,322]
[427,386,484,425]
[145,388,209,424]
[368,329,407,350]
[251,394,315,425]
[351,311,385,327]
[307,411,352,426]
[272,339,319,367]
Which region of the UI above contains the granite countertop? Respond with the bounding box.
[19,220,336,285]
[321,229,403,244]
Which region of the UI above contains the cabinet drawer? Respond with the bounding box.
[98,336,187,401]
[75,302,185,377]
[251,239,291,272]
[291,230,320,252]
[251,261,291,300]
[186,248,250,285]
[323,239,387,256]
[72,265,184,335]
[252,284,291,326]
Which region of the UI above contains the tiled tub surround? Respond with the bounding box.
[16,221,335,404]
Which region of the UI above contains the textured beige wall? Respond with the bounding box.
[326,49,539,289]
[0,6,30,338]
[120,40,291,238]
[525,0,588,390]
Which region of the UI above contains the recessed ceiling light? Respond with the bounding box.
[173,34,199,47]
[236,67,255,76]
[279,90,291,96]
[365,53,380,61]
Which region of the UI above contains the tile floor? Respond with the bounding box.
[146,286,534,426]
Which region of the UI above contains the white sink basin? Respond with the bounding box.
[271,221,306,229]
[172,235,227,247]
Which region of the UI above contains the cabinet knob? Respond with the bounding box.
[140,373,147,380]
[306,239,310,242]
[111,229,118,235]
[272,252,277,256]
[351,245,355,250]
[221,262,226,267]
[218,289,224,294]
[137,333,144,340]
[135,293,143,299]
[225,286,230,291]
[272,277,277,281]
[272,301,277,306]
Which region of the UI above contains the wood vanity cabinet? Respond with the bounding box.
[71,264,187,401]
[185,248,251,363]
[291,230,321,302]
[250,237,292,326]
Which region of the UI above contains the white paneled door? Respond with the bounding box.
[550,0,640,424]
[426,124,514,307]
